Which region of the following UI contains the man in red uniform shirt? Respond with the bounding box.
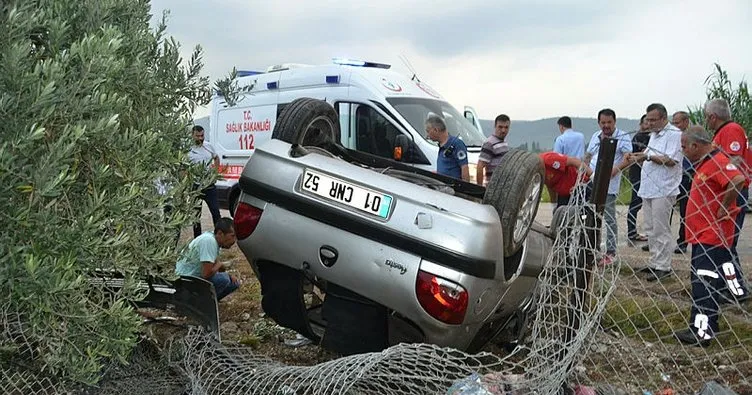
[674,126,748,347]
[705,98,750,264]
[539,151,592,208]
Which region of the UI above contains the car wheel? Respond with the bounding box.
[550,204,583,239]
[483,149,544,257]
[271,98,341,148]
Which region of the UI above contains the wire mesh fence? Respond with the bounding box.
[1,129,750,394]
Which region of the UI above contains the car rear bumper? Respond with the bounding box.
[236,195,550,351]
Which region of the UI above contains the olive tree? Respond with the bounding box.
[0,0,218,385]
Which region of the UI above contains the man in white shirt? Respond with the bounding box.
[628,103,684,281]
[584,109,633,266]
[189,125,221,238]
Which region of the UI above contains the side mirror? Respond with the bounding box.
[394,135,411,161]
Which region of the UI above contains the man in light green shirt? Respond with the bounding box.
[176,217,239,300]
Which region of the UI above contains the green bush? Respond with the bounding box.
[0,0,211,385]
[688,63,752,134]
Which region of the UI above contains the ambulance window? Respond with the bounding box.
[354,105,404,159]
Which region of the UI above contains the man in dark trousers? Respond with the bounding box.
[627,114,651,245]
[672,110,693,253]
[674,126,748,346]
[705,98,750,270]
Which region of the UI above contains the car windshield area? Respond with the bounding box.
[386,97,486,147]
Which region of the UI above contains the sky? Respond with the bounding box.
[149,0,752,121]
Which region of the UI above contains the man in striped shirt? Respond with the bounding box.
[476,114,511,186]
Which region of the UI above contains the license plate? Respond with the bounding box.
[301,169,393,219]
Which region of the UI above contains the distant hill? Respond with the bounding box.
[479,117,641,151]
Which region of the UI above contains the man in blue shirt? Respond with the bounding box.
[584,109,633,266]
[176,217,240,301]
[426,115,469,181]
[554,116,585,159]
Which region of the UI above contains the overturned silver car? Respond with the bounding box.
[233,98,553,355]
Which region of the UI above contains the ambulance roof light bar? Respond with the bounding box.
[332,58,391,69]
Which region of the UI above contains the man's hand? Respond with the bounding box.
[461,164,470,183]
[716,205,737,222]
[476,162,486,186]
[629,152,647,163]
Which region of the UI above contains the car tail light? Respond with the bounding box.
[233,202,263,239]
[416,270,468,325]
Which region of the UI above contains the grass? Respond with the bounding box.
[601,291,752,348]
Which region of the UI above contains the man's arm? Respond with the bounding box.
[647,154,678,166]
[476,161,486,185]
[201,261,224,279]
[565,156,593,177]
[717,174,746,220]
[630,151,677,166]
[546,184,558,205]
[206,143,220,168]
[610,151,633,177]
[461,165,470,182]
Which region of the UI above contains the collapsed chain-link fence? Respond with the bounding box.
[2,134,750,394]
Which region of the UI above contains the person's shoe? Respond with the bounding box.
[628,234,648,242]
[645,269,673,282]
[641,244,650,252]
[674,328,712,347]
[598,254,615,267]
[635,266,654,273]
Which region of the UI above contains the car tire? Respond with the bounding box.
[550,204,582,239]
[483,149,544,257]
[272,98,341,147]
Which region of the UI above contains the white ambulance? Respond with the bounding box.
[209,58,487,214]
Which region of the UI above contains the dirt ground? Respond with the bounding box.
[182,202,752,393]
